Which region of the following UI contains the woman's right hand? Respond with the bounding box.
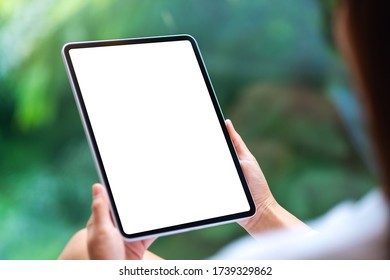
[225,119,309,236]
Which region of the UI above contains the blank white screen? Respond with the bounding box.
[69,40,250,235]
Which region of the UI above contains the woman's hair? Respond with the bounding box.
[329,0,390,259]
[342,0,390,199]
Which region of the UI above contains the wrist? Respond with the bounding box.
[240,197,309,237]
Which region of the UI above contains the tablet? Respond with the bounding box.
[62,35,255,240]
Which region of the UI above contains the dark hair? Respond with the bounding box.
[337,0,390,260]
[342,0,390,199]
[318,0,389,259]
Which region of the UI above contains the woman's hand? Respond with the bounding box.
[86,183,156,259]
[59,120,308,260]
[225,119,309,236]
[58,184,160,260]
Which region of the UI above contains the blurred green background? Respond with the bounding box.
[0,0,375,259]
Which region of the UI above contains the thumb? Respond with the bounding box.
[87,184,125,260]
[88,184,112,230]
[225,119,253,161]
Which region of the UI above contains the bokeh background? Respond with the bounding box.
[0,0,375,259]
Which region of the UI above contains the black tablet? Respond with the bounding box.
[62,35,255,240]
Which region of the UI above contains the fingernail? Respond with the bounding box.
[228,119,235,129]
[93,184,101,198]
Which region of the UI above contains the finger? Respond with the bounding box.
[90,183,112,229]
[225,119,253,160]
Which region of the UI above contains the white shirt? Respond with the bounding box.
[213,189,389,259]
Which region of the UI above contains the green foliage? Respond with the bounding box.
[0,0,374,259]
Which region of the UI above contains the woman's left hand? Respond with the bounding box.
[86,183,155,260]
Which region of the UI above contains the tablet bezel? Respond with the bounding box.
[62,34,256,240]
